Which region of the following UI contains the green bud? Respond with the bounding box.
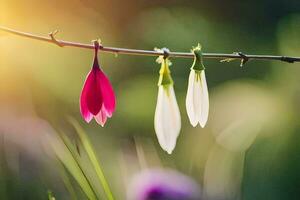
[158,58,174,86]
[191,44,205,71]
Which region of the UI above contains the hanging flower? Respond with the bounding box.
[127,169,202,200]
[186,44,209,127]
[154,49,181,154]
[80,41,116,126]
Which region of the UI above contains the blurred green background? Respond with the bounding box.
[1,0,300,199]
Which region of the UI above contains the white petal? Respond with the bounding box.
[199,70,209,127]
[186,70,198,127]
[154,86,181,154]
[186,70,210,128]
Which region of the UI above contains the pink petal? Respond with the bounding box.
[97,70,116,116]
[94,107,107,127]
[83,67,103,115]
[80,72,94,123]
[80,99,93,123]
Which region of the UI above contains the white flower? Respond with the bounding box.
[186,69,209,127]
[154,85,181,154]
[154,54,181,154]
[186,44,209,128]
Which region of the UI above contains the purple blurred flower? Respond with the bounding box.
[127,169,201,200]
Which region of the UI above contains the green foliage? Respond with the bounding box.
[48,118,115,200]
[68,117,114,200]
[50,130,98,200]
[47,190,55,200]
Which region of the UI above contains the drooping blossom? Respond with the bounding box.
[186,44,209,127]
[154,51,181,154]
[127,169,202,200]
[80,41,116,126]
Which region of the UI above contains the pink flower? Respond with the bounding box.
[80,41,116,126]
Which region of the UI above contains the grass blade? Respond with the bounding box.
[49,131,98,200]
[68,117,114,200]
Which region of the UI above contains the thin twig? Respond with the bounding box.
[1,25,300,63]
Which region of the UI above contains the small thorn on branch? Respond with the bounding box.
[237,52,249,67]
[281,56,296,63]
[48,30,63,47]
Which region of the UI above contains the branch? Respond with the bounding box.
[1,25,300,64]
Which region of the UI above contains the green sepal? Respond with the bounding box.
[194,70,201,82]
[162,84,172,97]
[158,58,174,86]
[191,44,205,71]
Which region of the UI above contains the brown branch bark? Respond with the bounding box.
[1,25,300,63]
